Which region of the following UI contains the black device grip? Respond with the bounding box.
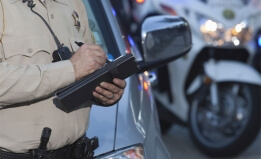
[35,127,52,159]
[39,127,52,150]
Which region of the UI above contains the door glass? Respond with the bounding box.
[83,0,117,60]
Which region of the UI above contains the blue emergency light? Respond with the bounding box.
[258,35,261,48]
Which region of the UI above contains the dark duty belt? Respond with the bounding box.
[0,150,31,159]
[0,136,99,159]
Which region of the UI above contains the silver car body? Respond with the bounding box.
[82,0,170,158]
[82,0,192,158]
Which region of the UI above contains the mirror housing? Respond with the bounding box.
[138,15,192,72]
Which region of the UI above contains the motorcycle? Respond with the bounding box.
[130,0,261,157]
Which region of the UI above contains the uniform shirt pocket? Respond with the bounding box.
[2,35,54,61]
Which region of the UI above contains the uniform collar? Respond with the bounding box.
[9,0,68,5]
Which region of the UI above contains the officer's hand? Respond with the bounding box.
[93,78,126,105]
[70,44,107,80]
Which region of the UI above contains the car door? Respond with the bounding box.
[83,0,169,158]
[83,0,192,158]
[82,0,121,155]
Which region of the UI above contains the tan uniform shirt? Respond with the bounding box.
[0,0,94,153]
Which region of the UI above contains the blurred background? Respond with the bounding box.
[162,125,260,159]
[110,0,261,158]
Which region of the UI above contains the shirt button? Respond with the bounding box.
[27,48,33,53]
[51,14,54,19]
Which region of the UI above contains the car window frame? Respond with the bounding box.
[83,0,122,59]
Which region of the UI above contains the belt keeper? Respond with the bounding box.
[85,137,99,159]
[72,137,88,159]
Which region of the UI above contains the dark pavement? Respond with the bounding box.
[162,125,261,159]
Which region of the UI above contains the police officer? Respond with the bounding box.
[0,0,126,158]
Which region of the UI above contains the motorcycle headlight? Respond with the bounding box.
[226,20,252,46]
[198,14,253,46]
[95,144,145,159]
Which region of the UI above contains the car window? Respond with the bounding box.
[83,0,119,60]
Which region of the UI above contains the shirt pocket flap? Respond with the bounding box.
[2,35,53,59]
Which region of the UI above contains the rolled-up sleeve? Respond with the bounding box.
[0,60,75,107]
